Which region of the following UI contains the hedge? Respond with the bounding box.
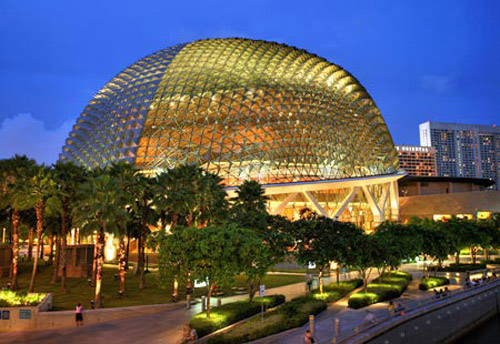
[190,295,285,337]
[311,279,363,302]
[348,271,412,309]
[436,263,486,272]
[419,277,450,291]
[206,279,362,344]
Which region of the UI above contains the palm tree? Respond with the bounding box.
[108,161,137,295]
[134,174,156,290]
[25,165,56,292]
[0,155,37,290]
[52,161,88,293]
[73,172,128,308]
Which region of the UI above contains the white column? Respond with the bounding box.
[271,193,299,215]
[331,187,359,220]
[302,191,328,217]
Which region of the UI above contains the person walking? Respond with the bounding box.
[303,329,316,344]
[75,303,83,326]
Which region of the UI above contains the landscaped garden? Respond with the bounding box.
[204,279,362,344]
[0,262,304,310]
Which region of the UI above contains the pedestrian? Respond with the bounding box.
[75,303,83,326]
[388,300,395,317]
[303,329,316,344]
[182,324,198,343]
[306,275,313,292]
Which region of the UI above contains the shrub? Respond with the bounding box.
[190,295,285,338]
[348,292,379,309]
[419,277,450,291]
[348,271,411,309]
[311,278,363,302]
[0,291,46,307]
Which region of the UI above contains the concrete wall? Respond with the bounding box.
[350,280,500,344]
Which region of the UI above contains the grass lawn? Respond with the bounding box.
[0,262,304,310]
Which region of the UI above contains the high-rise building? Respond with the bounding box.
[395,145,437,176]
[420,121,500,189]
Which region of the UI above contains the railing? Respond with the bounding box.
[325,275,500,344]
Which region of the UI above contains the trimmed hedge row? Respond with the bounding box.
[311,279,363,302]
[190,295,285,338]
[207,296,326,344]
[419,276,450,291]
[348,271,412,309]
[206,279,362,344]
[436,263,486,272]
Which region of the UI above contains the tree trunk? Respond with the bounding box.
[28,227,34,261]
[172,277,179,301]
[124,234,130,271]
[51,235,61,283]
[39,234,44,260]
[206,284,214,318]
[135,233,142,277]
[455,252,460,265]
[48,232,54,265]
[248,276,261,302]
[336,265,340,285]
[60,197,68,293]
[94,228,105,308]
[10,209,20,290]
[29,200,45,293]
[139,198,148,290]
[318,268,324,294]
[471,246,476,264]
[118,236,126,295]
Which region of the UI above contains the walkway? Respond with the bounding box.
[251,262,442,344]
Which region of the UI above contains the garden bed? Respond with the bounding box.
[348,271,412,309]
[419,276,450,291]
[205,279,362,344]
[190,295,285,338]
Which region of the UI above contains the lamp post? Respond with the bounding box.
[2,228,5,244]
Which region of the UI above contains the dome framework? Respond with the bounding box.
[61,38,403,228]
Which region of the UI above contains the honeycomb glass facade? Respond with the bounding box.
[61,38,399,186]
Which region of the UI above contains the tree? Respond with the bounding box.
[73,173,128,308]
[154,224,262,318]
[108,161,138,295]
[294,216,363,293]
[0,155,37,290]
[24,165,56,292]
[52,161,88,293]
[374,222,423,277]
[229,181,291,301]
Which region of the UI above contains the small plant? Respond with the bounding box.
[419,277,450,291]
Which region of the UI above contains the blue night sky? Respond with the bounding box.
[0,0,499,163]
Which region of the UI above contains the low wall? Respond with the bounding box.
[0,293,52,331]
[350,280,500,344]
[1,298,184,332]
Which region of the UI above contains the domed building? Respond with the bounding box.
[61,38,404,228]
